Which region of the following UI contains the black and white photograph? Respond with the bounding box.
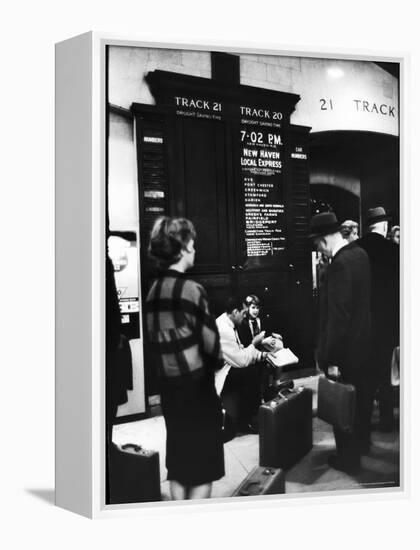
[105,44,401,504]
[5,0,420,545]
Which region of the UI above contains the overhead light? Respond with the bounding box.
[327,67,344,79]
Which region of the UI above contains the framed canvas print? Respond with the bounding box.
[55,32,406,518]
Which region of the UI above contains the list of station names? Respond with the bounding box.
[240,106,286,258]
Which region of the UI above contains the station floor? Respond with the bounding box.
[112,375,400,500]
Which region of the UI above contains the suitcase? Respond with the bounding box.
[108,443,161,504]
[263,378,294,403]
[232,466,285,497]
[317,376,356,433]
[259,386,313,469]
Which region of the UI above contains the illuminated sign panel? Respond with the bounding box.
[239,108,286,258]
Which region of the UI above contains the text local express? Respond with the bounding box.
[241,158,282,168]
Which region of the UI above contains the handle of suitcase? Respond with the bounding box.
[277,379,294,392]
[120,443,154,456]
[121,443,142,452]
[263,379,295,403]
[238,468,277,496]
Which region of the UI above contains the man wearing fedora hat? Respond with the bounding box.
[340,220,359,243]
[309,211,372,472]
[358,206,399,431]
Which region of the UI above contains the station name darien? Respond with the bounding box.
[240,106,283,120]
[175,96,222,111]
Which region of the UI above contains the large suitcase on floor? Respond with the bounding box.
[231,466,285,497]
[108,443,161,504]
[259,386,313,469]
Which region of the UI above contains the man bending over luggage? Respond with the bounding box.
[216,297,270,437]
[309,211,372,474]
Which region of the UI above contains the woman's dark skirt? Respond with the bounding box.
[160,372,225,486]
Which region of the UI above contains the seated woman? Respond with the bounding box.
[238,294,282,349]
[145,216,225,500]
[237,294,283,402]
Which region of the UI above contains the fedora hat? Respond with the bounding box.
[366,206,390,225]
[308,211,341,239]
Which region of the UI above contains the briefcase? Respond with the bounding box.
[317,376,356,433]
[231,466,285,497]
[108,443,161,504]
[259,386,313,469]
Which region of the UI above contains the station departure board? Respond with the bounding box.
[133,69,314,377]
[239,107,286,258]
[138,70,306,273]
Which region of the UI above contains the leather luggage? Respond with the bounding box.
[108,443,161,504]
[317,376,356,433]
[263,378,294,403]
[231,466,285,497]
[259,386,313,469]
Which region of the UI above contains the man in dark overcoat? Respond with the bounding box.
[358,207,399,430]
[310,212,372,473]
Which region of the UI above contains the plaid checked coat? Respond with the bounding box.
[145,269,224,379]
[145,269,226,485]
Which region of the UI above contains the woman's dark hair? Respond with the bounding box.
[148,216,196,268]
[245,294,261,307]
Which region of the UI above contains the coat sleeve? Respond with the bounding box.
[323,259,352,367]
[185,283,224,370]
[217,319,262,368]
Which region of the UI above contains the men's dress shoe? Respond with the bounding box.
[328,455,361,474]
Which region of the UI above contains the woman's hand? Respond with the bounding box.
[252,331,266,347]
[262,335,283,352]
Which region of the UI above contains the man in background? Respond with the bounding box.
[358,207,399,431]
[106,253,133,502]
[340,220,359,243]
[310,211,372,473]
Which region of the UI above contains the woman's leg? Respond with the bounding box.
[170,480,188,500]
[188,483,212,500]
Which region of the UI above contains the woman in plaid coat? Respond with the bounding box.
[146,217,225,500]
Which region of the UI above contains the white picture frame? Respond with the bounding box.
[55,32,408,518]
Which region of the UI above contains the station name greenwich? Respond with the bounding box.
[174,97,282,119]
